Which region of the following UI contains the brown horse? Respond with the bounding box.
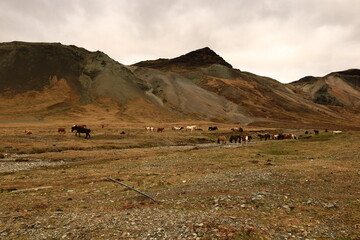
[157,128,165,133]
[217,136,227,144]
[58,128,66,134]
[25,130,32,135]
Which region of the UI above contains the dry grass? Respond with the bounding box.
[0,122,359,239]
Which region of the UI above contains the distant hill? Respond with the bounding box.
[289,69,360,107]
[0,41,359,129]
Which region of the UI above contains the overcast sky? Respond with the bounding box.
[1,0,359,83]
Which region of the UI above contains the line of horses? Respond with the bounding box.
[144,125,244,133]
[25,125,343,143]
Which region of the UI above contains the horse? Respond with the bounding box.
[157,128,165,133]
[279,133,297,140]
[258,134,271,141]
[217,135,227,144]
[271,134,279,140]
[25,130,32,135]
[120,131,126,134]
[71,125,91,139]
[145,127,154,132]
[229,135,242,143]
[332,130,342,134]
[208,126,218,131]
[241,135,252,143]
[186,125,197,132]
[314,130,319,135]
[231,127,244,132]
[172,126,184,130]
[58,128,66,134]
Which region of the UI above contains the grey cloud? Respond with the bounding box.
[0,0,359,82]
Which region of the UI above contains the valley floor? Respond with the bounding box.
[0,123,359,239]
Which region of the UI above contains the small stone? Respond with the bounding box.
[324,203,338,209]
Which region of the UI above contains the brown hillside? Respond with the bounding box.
[131,49,359,128]
[289,69,360,108]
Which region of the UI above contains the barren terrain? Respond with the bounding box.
[0,122,359,239]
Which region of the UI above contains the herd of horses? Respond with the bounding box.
[24,125,343,144]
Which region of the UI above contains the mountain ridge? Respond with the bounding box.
[1,41,359,128]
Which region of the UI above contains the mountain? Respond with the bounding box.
[132,47,357,128]
[0,41,164,122]
[0,41,359,129]
[289,69,360,107]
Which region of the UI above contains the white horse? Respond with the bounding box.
[145,127,154,132]
[185,125,197,132]
[332,130,342,134]
[241,135,252,144]
[172,126,184,130]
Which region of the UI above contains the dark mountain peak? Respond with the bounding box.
[175,47,233,68]
[330,68,360,77]
[134,47,233,69]
[330,68,360,89]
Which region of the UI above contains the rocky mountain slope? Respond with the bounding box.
[289,69,360,108]
[132,47,355,127]
[0,41,359,128]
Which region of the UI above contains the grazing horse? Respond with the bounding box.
[145,127,154,132]
[241,135,252,143]
[71,125,91,139]
[157,128,165,133]
[314,129,319,135]
[172,126,184,130]
[208,126,218,131]
[25,130,32,135]
[217,135,227,144]
[279,133,297,140]
[58,128,66,134]
[332,130,342,134]
[231,127,244,132]
[229,135,242,143]
[271,134,279,140]
[186,125,197,132]
[258,134,271,141]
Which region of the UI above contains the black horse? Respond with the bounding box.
[208,126,218,131]
[229,135,242,143]
[71,125,91,139]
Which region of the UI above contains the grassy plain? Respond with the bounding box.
[0,123,359,239]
